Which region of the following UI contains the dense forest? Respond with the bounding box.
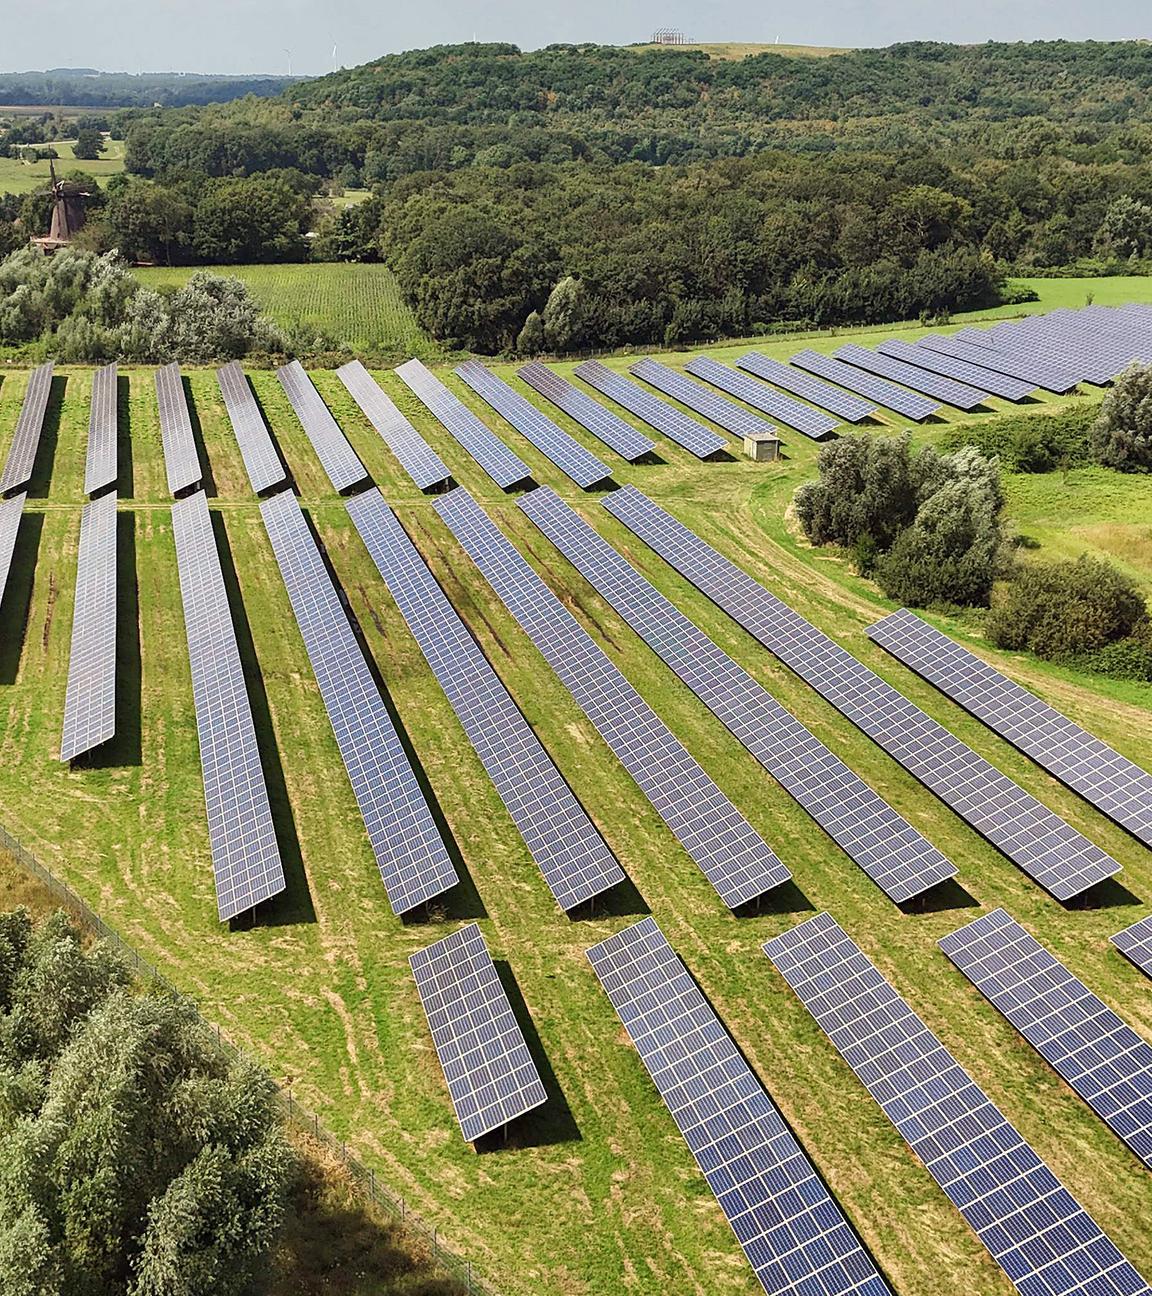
[0,70,295,109]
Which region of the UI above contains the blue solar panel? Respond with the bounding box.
[155,363,203,496]
[685,356,838,439]
[604,486,1122,902]
[0,492,27,615]
[518,361,655,461]
[876,340,1035,402]
[833,344,990,411]
[346,487,624,912]
[85,363,118,496]
[259,489,456,914]
[455,361,611,488]
[1112,916,1152,980]
[277,360,368,493]
[589,917,894,1296]
[574,360,726,459]
[735,352,876,422]
[518,487,955,903]
[789,350,940,421]
[916,335,1080,394]
[336,360,451,491]
[766,912,1152,1296]
[435,486,791,910]
[630,357,780,441]
[0,362,54,495]
[394,358,531,490]
[216,361,287,495]
[940,908,1152,1171]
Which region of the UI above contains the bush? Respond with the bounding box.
[1090,363,1152,472]
[794,433,924,551]
[940,401,1098,472]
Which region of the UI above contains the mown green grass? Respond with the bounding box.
[0,136,126,194]
[0,341,1150,1296]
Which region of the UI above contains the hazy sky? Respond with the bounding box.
[4,0,1149,76]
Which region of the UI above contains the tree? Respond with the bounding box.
[1095,195,1152,259]
[793,434,924,551]
[107,181,194,265]
[541,276,587,352]
[71,129,104,161]
[1090,363,1152,471]
[191,178,309,264]
[516,309,545,355]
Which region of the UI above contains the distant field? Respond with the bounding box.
[0,135,125,194]
[630,41,851,58]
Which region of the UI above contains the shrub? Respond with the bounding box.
[940,401,1098,472]
[1090,363,1152,472]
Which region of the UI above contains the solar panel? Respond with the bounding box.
[630,357,782,441]
[876,339,1035,402]
[573,360,726,459]
[259,489,456,914]
[868,609,1152,850]
[155,363,202,496]
[940,908,1152,1171]
[335,360,451,491]
[435,487,791,909]
[735,352,876,422]
[85,363,118,496]
[0,491,26,611]
[216,361,287,495]
[519,487,956,903]
[603,487,1121,902]
[947,330,1086,392]
[518,361,655,461]
[684,356,838,439]
[834,344,990,411]
[276,360,368,493]
[171,491,286,921]
[0,362,54,495]
[915,335,1080,394]
[789,350,940,421]
[394,358,531,490]
[455,361,611,489]
[345,488,624,912]
[588,917,893,1296]
[410,923,547,1143]
[1112,916,1152,979]
[765,912,1152,1296]
[59,492,117,762]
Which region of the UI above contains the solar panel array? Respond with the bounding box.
[0,491,26,611]
[59,492,117,762]
[455,361,612,488]
[85,363,118,496]
[0,362,54,494]
[171,491,287,920]
[410,923,547,1142]
[346,487,624,912]
[435,486,791,909]
[518,361,655,461]
[790,350,940,421]
[259,488,456,914]
[1112,916,1152,980]
[984,306,1152,385]
[833,343,991,411]
[765,912,1152,1296]
[868,608,1152,850]
[630,357,781,441]
[735,352,876,422]
[588,917,894,1296]
[276,359,368,492]
[876,339,1035,402]
[155,363,203,496]
[939,908,1152,1171]
[394,358,531,490]
[519,486,956,903]
[335,360,451,491]
[605,487,1122,902]
[684,356,838,439]
[216,361,286,495]
[573,359,726,459]
[916,334,1080,394]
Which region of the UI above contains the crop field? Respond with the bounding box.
[0,135,126,194]
[1,323,1151,1296]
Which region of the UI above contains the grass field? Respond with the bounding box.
[0,324,1150,1296]
[0,135,126,194]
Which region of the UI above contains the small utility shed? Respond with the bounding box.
[743,430,781,461]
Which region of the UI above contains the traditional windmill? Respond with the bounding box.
[31,160,91,253]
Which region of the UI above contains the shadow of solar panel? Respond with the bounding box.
[0,491,26,610]
[573,359,725,459]
[394,359,530,490]
[171,491,286,921]
[60,492,117,762]
[0,362,54,495]
[455,361,611,489]
[346,487,624,912]
[259,489,455,914]
[684,356,838,439]
[518,362,655,461]
[336,360,451,491]
[765,912,1152,1296]
[435,486,790,909]
[834,344,990,411]
[868,609,1152,850]
[85,363,118,496]
[604,486,1121,902]
[916,335,1080,393]
[940,908,1152,1171]
[216,361,287,495]
[630,357,781,440]
[155,363,202,496]
[589,917,893,1296]
[518,487,955,903]
[789,350,940,421]
[1112,916,1152,980]
[276,360,367,493]
[410,923,547,1142]
[876,340,1034,402]
[735,352,876,422]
